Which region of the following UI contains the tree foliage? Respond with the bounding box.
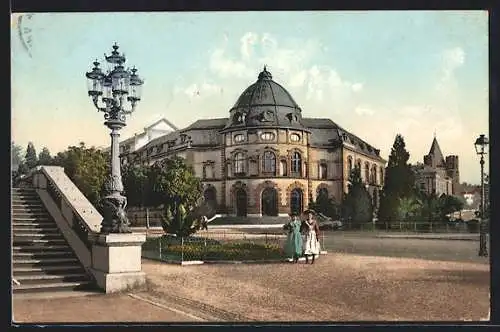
[25,142,38,170]
[148,156,204,237]
[397,196,422,222]
[38,147,53,165]
[378,134,415,223]
[52,142,110,208]
[342,166,373,224]
[309,189,341,220]
[122,164,150,207]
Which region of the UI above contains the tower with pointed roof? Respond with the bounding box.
[414,135,459,196]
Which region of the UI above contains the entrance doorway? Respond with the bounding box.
[290,188,303,215]
[261,187,278,216]
[235,189,247,217]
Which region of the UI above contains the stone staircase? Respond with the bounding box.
[12,187,93,294]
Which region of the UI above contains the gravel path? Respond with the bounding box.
[143,254,490,322]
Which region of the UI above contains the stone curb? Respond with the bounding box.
[376,236,479,242]
[143,251,328,265]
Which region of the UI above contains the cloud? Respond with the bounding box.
[185,32,363,112]
[354,106,375,116]
[436,47,465,93]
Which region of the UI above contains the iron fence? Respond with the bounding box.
[141,229,328,263]
[337,221,480,234]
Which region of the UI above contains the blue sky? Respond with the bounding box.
[11,11,488,184]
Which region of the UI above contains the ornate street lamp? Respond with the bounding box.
[474,134,489,257]
[85,43,144,234]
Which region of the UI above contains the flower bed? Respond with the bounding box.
[143,236,285,261]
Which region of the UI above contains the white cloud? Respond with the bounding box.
[354,106,374,116]
[240,32,258,59]
[190,32,363,112]
[436,47,465,93]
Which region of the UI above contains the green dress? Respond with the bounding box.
[285,219,303,258]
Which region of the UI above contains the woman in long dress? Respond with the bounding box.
[301,210,321,264]
[284,213,303,263]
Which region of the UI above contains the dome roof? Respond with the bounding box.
[223,67,305,130]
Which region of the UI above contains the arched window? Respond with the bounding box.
[262,151,276,173]
[347,156,353,173]
[234,152,245,174]
[291,152,302,174]
[380,166,384,186]
[356,159,361,170]
[371,165,377,184]
[319,163,328,179]
[365,163,370,183]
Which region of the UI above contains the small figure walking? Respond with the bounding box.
[301,209,321,264]
[284,213,303,263]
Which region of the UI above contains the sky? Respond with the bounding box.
[11,11,488,185]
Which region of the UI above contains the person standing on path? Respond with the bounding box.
[301,209,321,264]
[284,213,303,263]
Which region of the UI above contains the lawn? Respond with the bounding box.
[142,235,285,261]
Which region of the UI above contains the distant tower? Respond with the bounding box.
[445,155,460,195]
[424,136,445,168]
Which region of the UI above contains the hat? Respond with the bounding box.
[303,209,317,215]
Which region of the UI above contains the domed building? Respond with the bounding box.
[120,67,386,220]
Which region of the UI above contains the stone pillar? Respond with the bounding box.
[89,233,146,293]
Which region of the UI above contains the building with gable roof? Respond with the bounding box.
[121,67,386,217]
[413,135,460,196]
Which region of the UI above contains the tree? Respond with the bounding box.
[309,190,341,220]
[122,164,151,207]
[438,194,464,221]
[397,196,422,222]
[25,142,38,170]
[52,142,109,208]
[342,166,373,224]
[378,134,415,224]
[149,156,203,237]
[11,142,24,173]
[38,147,52,165]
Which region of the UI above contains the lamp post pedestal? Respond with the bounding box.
[100,120,132,234]
[89,233,146,293]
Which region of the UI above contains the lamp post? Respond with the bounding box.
[474,134,488,257]
[85,43,144,234]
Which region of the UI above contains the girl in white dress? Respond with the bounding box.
[301,210,321,264]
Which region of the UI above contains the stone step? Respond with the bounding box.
[14,257,80,265]
[13,227,60,234]
[13,281,93,294]
[14,273,89,286]
[13,265,85,276]
[11,202,44,207]
[13,233,64,240]
[13,250,75,259]
[13,219,54,224]
[11,207,46,213]
[13,238,68,246]
[12,211,50,217]
[13,244,72,252]
[13,258,80,269]
[11,197,40,203]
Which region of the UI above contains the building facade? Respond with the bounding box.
[413,136,460,196]
[108,118,178,158]
[120,68,386,217]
